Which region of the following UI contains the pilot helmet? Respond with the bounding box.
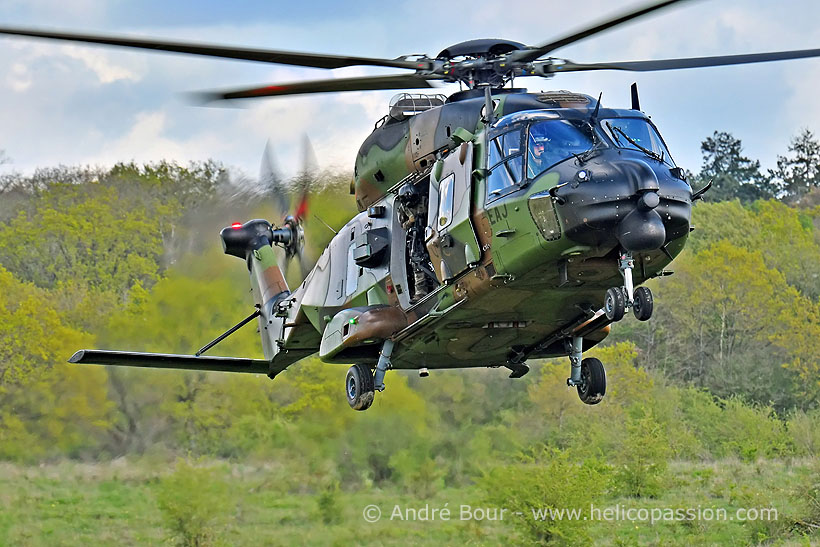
[397,182,420,207]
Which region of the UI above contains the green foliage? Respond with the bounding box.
[612,405,671,498]
[798,461,820,531]
[481,449,610,544]
[315,480,343,525]
[678,390,791,461]
[787,408,820,457]
[156,459,234,547]
[0,183,163,297]
[632,237,819,409]
[770,128,820,202]
[0,266,113,461]
[694,131,774,202]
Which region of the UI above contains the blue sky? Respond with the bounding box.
[1,0,820,179]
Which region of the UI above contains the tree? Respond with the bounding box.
[0,266,113,461]
[639,241,814,409]
[770,128,820,202]
[695,131,774,202]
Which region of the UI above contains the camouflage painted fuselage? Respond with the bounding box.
[257,89,692,372]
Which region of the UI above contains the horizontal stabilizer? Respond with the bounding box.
[69,349,271,375]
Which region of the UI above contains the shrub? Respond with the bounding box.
[612,405,671,498]
[155,459,234,547]
[315,480,343,525]
[787,408,820,457]
[480,448,611,544]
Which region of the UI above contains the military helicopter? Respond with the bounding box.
[4,0,820,410]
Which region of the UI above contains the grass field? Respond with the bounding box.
[1,457,818,546]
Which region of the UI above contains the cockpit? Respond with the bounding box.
[486,111,675,202]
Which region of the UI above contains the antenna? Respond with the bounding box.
[631,83,641,110]
[590,92,603,123]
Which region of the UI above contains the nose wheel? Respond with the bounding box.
[606,252,654,322]
[604,287,626,321]
[632,286,654,321]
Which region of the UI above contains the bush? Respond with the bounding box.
[612,405,671,498]
[480,448,611,544]
[315,480,343,525]
[679,390,792,461]
[156,459,235,546]
[787,408,820,457]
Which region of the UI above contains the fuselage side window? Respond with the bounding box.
[437,173,456,230]
[345,241,358,296]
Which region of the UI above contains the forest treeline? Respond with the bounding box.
[0,129,819,543]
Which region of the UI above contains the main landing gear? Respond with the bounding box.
[566,335,606,405]
[344,340,394,411]
[604,252,654,322]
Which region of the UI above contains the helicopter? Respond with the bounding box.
[3,0,820,411]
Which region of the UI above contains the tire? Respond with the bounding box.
[604,287,626,321]
[577,357,606,405]
[633,286,654,321]
[346,363,375,411]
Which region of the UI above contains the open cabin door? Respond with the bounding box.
[426,143,481,281]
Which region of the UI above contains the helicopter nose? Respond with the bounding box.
[615,192,666,251]
[552,155,690,252]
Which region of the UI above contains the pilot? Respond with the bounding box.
[396,182,433,302]
[528,134,549,179]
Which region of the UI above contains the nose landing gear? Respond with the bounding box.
[605,252,654,322]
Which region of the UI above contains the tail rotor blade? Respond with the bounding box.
[259,140,289,218]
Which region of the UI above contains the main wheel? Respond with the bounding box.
[345,363,375,411]
[577,357,606,405]
[632,286,654,321]
[604,287,626,321]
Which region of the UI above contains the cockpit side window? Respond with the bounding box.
[487,127,524,200]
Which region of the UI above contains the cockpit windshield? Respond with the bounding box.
[527,120,595,179]
[601,117,675,166]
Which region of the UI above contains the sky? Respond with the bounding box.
[1,0,820,180]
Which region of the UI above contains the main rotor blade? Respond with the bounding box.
[193,74,439,101]
[513,0,690,63]
[548,48,820,74]
[0,26,423,70]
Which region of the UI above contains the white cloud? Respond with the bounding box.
[7,63,31,91]
[59,45,143,84]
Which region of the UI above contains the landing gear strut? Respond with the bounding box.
[566,335,606,405]
[605,251,653,322]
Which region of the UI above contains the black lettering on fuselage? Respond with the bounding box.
[487,204,508,225]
